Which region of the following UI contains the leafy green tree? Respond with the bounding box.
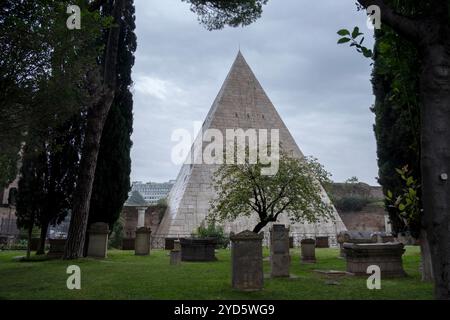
[65,0,270,259]
[209,154,334,233]
[340,0,450,298]
[15,116,84,255]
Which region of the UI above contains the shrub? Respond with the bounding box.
[334,196,370,212]
[193,223,229,248]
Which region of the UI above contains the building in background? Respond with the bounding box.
[131,180,175,205]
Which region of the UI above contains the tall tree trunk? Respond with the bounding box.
[36,221,48,255]
[63,0,125,260]
[253,220,269,234]
[26,222,33,260]
[420,43,450,299]
[420,229,434,282]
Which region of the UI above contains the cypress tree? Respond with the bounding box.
[88,0,136,230]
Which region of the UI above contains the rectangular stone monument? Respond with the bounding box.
[135,227,151,256]
[170,240,181,265]
[87,222,109,259]
[301,238,316,263]
[315,236,329,248]
[47,239,66,258]
[231,230,264,291]
[270,224,290,277]
[344,242,406,277]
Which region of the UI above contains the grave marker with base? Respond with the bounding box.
[135,227,151,256]
[230,230,264,291]
[87,222,109,259]
[270,224,290,277]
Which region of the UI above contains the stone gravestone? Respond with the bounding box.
[270,224,290,277]
[135,227,151,256]
[87,222,109,258]
[301,238,316,263]
[315,236,329,248]
[230,230,264,291]
[170,240,181,265]
[344,242,406,277]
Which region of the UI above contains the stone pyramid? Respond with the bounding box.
[156,52,347,241]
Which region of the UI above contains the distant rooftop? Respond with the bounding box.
[124,190,148,207]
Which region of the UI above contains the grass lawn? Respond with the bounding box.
[0,246,433,300]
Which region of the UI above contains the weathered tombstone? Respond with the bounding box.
[180,238,216,261]
[87,222,109,258]
[47,239,66,258]
[344,242,406,277]
[135,227,151,256]
[301,238,316,263]
[315,236,329,248]
[230,230,264,291]
[270,224,290,277]
[170,240,181,265]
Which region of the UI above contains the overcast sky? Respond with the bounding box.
[130,0,378,185]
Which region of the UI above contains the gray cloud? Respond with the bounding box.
[131,0,379,184]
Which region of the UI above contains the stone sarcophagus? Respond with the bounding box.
[343,242,406,277]
[270,224,290,277]
[231,230,264,291]
[180,238,217,262]
[337,231,394,257]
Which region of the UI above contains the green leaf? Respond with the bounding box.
[399,203,406,211]
[337,37,351,44]
[352,26,360,39]
[337,29,350,36]
[387,190,393,199]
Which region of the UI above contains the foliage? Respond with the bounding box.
[209,153,334,233]
[0,0,106,188]
[108,217,125,249]
[193,223,229,248]
[334,196,370,212]
[386,166,421,236]
[337,27,373,58]
[89,0,136,229]
[338,1,422,238]
[182,0,269,30]
[345,176,360,184]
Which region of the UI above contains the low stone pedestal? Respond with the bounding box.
[87,222,109,259]
[270,224,290,277]
[301,239,316,263]
[47,239,66,258]
[180,238,217,261]
[315,236,329,248]
[170,241,182,266]
[344,242,406,277]
[135,227,151,256]
[231,230,264,291]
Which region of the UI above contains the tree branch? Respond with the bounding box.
[357,0,423,42]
